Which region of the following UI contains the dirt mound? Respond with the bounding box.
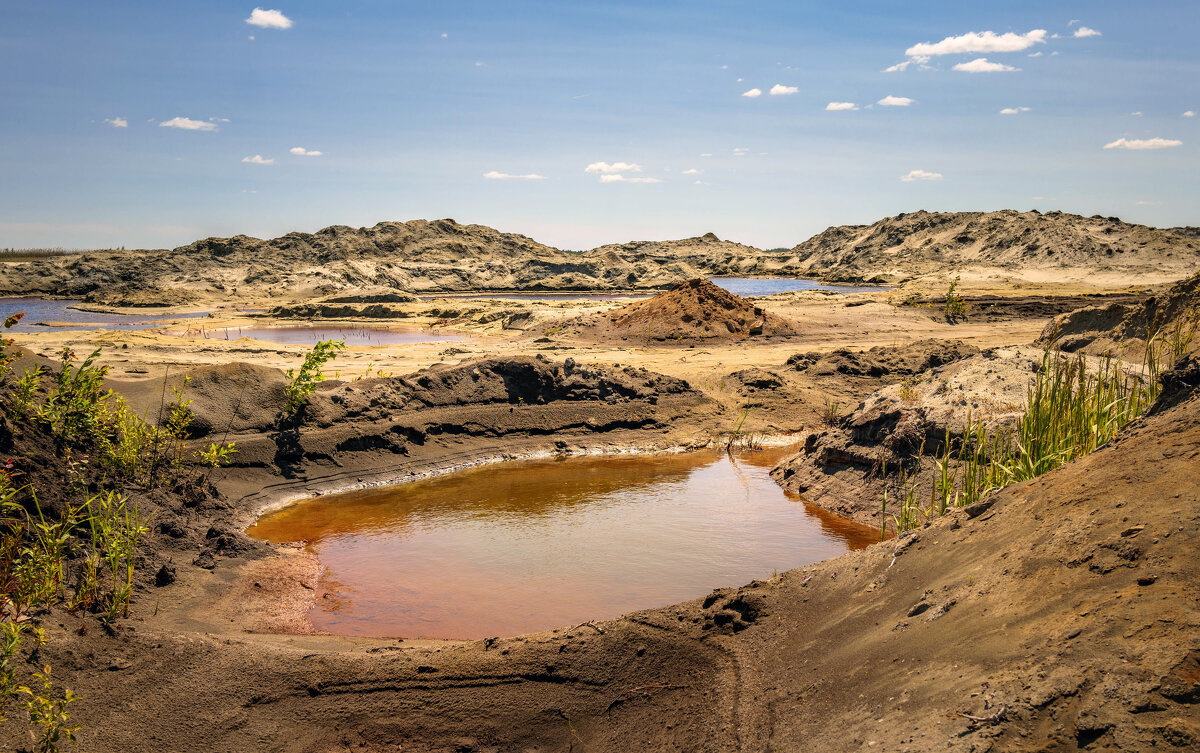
[790,209,1199,285]
[562,278,800,344]
[773,346,1054,529]
[1167,225,1200,240]
[786,338,979,378]
[1040,270,1200,352]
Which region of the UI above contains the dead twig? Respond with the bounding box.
[958,706,1007,725]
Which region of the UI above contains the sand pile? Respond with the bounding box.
[562,278,800,344]
[1039,270,1200,353]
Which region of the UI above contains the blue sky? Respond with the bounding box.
[1,1,1197,250]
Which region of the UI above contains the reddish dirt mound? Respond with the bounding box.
[563,278,800,344]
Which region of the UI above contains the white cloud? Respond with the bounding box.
[999,106,1032,115]
[1103,137,1182,150]
[742,88,762,98]
[878,95,914,107]
[769,84,798,96]
[441,32,448,38]
[160,117,217,131]
[211,117,231,123]
[883,55,930,73]
[584,161,641,174]
[104,117,128,128]
[289,147,322,156]
[1073,26,1101,38]
[483,170,546,180]
[906,29,1047,57]
[1184,111,1196,118]
[699,153,713,158]
[682,168,701,175]
[245,8,292,29]
[1068,19,1080,26]
[474,61,486,67]
[953,58,1019,73]
[1135,200,1155,205]
[825,101,859,111]
[1131,111,1143,117]
[1028,51,1043,58]
[599,174,661,184]
[901,169,942,182]
[242,155,274,164]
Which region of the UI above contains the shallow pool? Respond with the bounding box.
[246,448,877,639]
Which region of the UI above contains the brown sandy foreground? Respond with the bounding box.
[1,271,1198,752]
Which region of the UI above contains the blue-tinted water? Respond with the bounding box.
[0,298,208,332]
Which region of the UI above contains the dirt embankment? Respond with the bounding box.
[1040,270,1200,354]
[8,356,1199,752]
[554,278,800,345]
[790,209,1200,287]
[114,354,726,514]
[772,345,1055,531]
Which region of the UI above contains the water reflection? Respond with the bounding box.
[248,448,877,639]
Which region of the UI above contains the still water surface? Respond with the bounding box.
[247,449,877,639]
[0,297,208,331]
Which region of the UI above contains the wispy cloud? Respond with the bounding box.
[1103,137,1182,150]
[878,95,914,107]
[289,147,322,156]
[883,55,931,73]
[681,168,701,175]
[242,155,274,164]
[104,117,128,128]
[483,171,546,180]
[825,102,859,111]
[584,161,641,174]
[245,8,292,29]
[599,174,661,184]
[953,58,1019,73]
[769,84,798,96]
[906,29,1047,57]
[160,117,217,131]
[741,88,763,98]
[1073,26,1101,38]
[1184,111,1196,118]
[901,169,942,182]
[999,106,1032,115]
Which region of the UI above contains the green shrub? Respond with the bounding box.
[283,340,346,416]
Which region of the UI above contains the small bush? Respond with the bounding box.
[283,340,346,416]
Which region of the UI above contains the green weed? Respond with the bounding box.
[284,340,346,416]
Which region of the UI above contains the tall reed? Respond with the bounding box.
[884,321,1193,535]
